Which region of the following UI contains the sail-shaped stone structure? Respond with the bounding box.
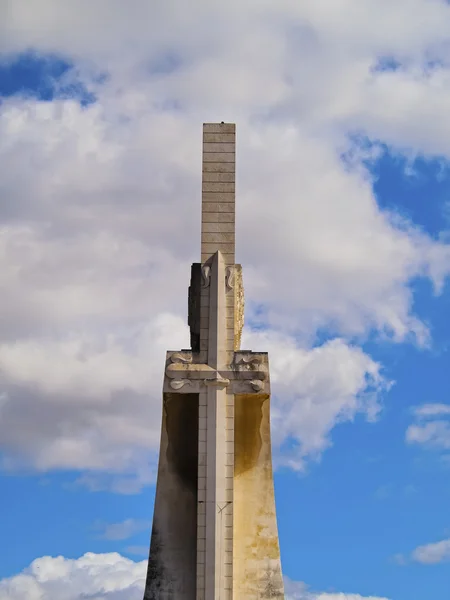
[143,123,284,600]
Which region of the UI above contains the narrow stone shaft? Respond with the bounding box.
[201,123,235,266]
[200,252,234,599]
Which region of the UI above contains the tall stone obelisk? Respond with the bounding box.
[143,123,284,599]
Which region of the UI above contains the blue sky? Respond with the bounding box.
[1,3,450,600]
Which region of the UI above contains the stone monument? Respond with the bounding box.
[143,123,284,599]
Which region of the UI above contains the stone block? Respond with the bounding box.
[202,171,235,183]
[201,211,219,223]
[203,152,235,163]
[202,132,235,143]
[203,123,235,133]
[202,232,235,244]
[202,202,220,213]
[202,182,235,193]
[203,142,235,153]
[203,162,235,173]
[218,212,235,223]
[201,243,235,254]
[202,192,235,203]
[201,222,235,233]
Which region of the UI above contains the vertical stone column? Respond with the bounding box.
[201,123,235,266]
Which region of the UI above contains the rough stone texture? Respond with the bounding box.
[143,123,284,600]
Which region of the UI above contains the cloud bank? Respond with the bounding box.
[1,0,450,487]
[0,553,390,600]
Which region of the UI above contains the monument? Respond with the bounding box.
[143,123,284,599]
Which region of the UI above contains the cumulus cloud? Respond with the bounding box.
[1,0,450,486]
[411,538,450,564]
[0,554,389,600]
[394,534,450,565]
[0,553,147,600]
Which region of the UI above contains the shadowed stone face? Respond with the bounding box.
[144,394,198,599]
[165,393,198,493]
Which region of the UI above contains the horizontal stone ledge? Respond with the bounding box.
[203,133,235,143]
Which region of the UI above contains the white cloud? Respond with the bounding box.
[0,554,390,600]
[244,330,389,470]
[1,0,450,485]
[284,576,390,600]
[0,553,146,600]
[413,404,450,418]
[94,519,150,541]
[411,538,450,564]
[406,402,450,454]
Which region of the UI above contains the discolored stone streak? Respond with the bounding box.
[234,392,285,598]
[234,394,266,476]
